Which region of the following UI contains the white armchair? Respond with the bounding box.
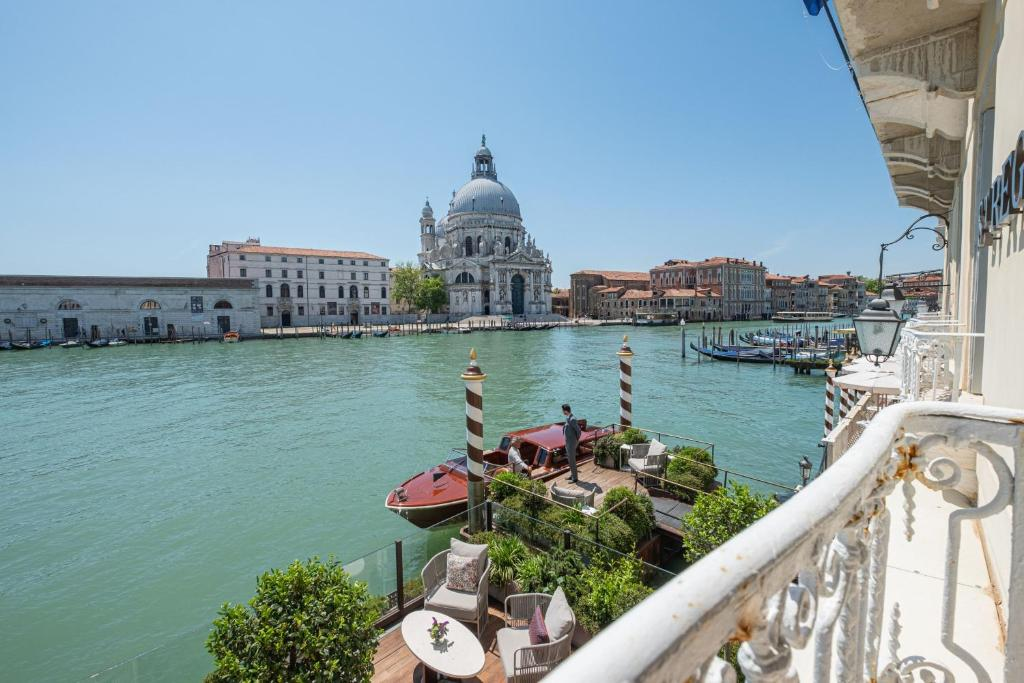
[627,439,668,486]
[497,591,575,683]
[421,547,490,638]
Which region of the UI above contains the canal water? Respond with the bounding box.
[0,322,838,681]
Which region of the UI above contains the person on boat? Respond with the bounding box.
[507,437,528,474]
[562,404,581,483]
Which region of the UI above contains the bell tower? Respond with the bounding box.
[419,198,436,253]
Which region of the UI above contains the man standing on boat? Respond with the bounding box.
[562,404,581,483]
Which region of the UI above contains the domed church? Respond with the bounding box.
[418,137,553,316]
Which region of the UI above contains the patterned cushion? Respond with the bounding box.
[528,605,549,645]
[446,553,479,592]
[450,538,488,574]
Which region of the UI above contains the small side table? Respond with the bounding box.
[401,610,485,683]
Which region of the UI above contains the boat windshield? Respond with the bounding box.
[443,455,468,474]
[498,435,511,451]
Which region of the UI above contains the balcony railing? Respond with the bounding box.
[547,401,1023,682]
[899,323,981,402]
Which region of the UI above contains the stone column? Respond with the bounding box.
[824,361,837,437]
[617,335,634,428]
[461,348,487,532]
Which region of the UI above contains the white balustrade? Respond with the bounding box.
[899,323,980,402]
[546,401,1023,683]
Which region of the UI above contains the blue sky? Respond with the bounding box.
[0,1,938,287]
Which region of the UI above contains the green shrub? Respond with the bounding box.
[574,556,653,633]
[490,470,529,503]
[489,535,528,587]
[467,530,501,547]
[564,510,636,556]
[205,557,382,682]
[591,435,620,467]
[680,483,778,564]
[618,427,649,446]
[600,487,656,542]
[403,576,424,600]
[515,548,586,602]
[666,447,717,502]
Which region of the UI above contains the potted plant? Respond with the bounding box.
[204,556,382,682]
[573,556,653,643]
[486,534,528,602]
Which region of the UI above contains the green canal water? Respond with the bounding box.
[0,322,836,681]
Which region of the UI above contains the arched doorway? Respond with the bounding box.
[511,274,525,315]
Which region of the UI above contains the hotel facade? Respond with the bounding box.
[207,239,391,327]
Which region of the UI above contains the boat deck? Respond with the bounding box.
[372,606,506,682]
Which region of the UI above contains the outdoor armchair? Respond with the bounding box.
[627,439,668,487]
[497,592,575,683]
[421,548,490,638]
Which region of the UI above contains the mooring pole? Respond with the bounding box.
[617,335,634,428]
[824,360,836,437]
[461,348,487,532]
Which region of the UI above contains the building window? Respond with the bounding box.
[281,256,287,262]
[350,260,355,265]
[318,258,324,264]
[381,261,386,267]
[319,271,325,279]
[381,287,387,299]
[455,272,475,284]
[350,272,356,280]
[298,305,305,315]
[319,305,326,315]
[265,284,273,297]
[337,259,343,265]
[362,260,368,266]
[265,256,271,262]
[363,305,369,315]
[381,273,386,280]
[297,270,303,278]
[139,299,161,310]
[57,299,82,310]
[239,255,246,261]
[465,236,474,256]
[381,304,388,314]
[297,285,304,298]
[265,269,272,277]
[338,286,344,298]
[363,286,369,298]
[350,285,358,298]
[327,302,337,315]
[281,270,288,278]
[240,268,247,277]
[280,283,291,297]
[297,257,303,263]
[319,285,326,298]
[213,300,233,309]
[266,305,274,316]
[363,272,368,280]
[191,296,204,313]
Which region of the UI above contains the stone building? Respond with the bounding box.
[568,270,651,318]
[417,137,553,316]
[0,275,261,341]
[207,239,390,327]
[599,287,722,321]
[766,272,866,316]
[650,257,768,320]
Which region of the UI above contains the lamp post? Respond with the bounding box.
[799,456,813,487]
[877,212,948,287]
[853,298,906,367]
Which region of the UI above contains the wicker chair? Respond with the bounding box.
[421,549,490,638]
[497,592,575,683]
[550,484,595,508]
[627,439,668,487]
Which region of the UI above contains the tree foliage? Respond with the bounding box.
[860,276,883,296]
[573,556,653,633]
[600,486,656,542]
[205,557,382,682]
[390,262,422,310]
[680,483,777,564]
[665,447,717,503]
[414,275,447,313]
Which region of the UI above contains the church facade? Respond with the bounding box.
[417,137,553,316]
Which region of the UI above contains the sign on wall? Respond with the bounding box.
[978,130,1024,240]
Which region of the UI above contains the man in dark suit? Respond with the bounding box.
[562,403,581,483]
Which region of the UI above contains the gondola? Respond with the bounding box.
[86,339,109,348]
[59,340,81,348]
[340,331,353,339]
[372,330,389,338]
[10,341,33,351]
[0,341,12,351]
[689,342,775,364]
[350,330,363,339]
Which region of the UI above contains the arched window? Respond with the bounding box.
[297,285,304,298]
[505,236,511,253]
[455,272,475,284]
[57,299,82,310]
[280,283,291,297]
[213,300,233,309]
[265,284,273,298]
[350,285,358,298]
[464,236,473,256]
[381,287,387,299]
[338,286,344,298]
[140,299,161,310]
[362,286,369,298]
[318,285,326,298]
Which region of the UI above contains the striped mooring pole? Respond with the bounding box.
[824,360,836,437]
[839,385,852,421]
[617,335,634,428]
[461,348,487,532]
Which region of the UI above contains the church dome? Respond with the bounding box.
[450,177,521,218]
[421,199,433,218]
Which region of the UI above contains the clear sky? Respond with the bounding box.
[0,1,940,287]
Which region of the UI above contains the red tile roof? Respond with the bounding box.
[574,270,651,281]
[234,245,387,260]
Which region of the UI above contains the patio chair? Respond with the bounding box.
[627,439,668,487]
[550,484,595,509]
[497,589,576,683]
[421,539,491,638]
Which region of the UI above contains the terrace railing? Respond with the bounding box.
[546,401,1024,682]
[899,323,981,403]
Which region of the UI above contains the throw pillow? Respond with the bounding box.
[450,538,488,574]
[648,439,668,456]
[446,553,479,592]
[528,605,550,645]
[544,586,574,641]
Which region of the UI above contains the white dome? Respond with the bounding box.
[450,177,521,218]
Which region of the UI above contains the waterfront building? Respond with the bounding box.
[548,2,1024,680]
[568,270,650,318]
[599,287,721,321]
[550,288,569,318]
[767,272,866,316]
[206,238,390,327]
[0,275,260,340]
[649,257,768,320]
[817,272,867,314]
[417,137,553,316]
[889,269,943,311]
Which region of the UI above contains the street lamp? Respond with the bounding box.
[853,297,906,367]
[799,456,813,486]
[877,212,948,286]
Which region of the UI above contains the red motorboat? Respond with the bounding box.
[385,420,613,527]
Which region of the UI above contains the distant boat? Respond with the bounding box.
[86,339,109,348]
[340,331,353,339]
[10,341,33,351]
[351,330,363,339]
[771,311,836,322]
[0,341,12,351]
[108,338,128,346]
[372,330,389,338]
[222,331,240,343]
[59,340,81,348]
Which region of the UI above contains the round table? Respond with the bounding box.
[400,610,485,683]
